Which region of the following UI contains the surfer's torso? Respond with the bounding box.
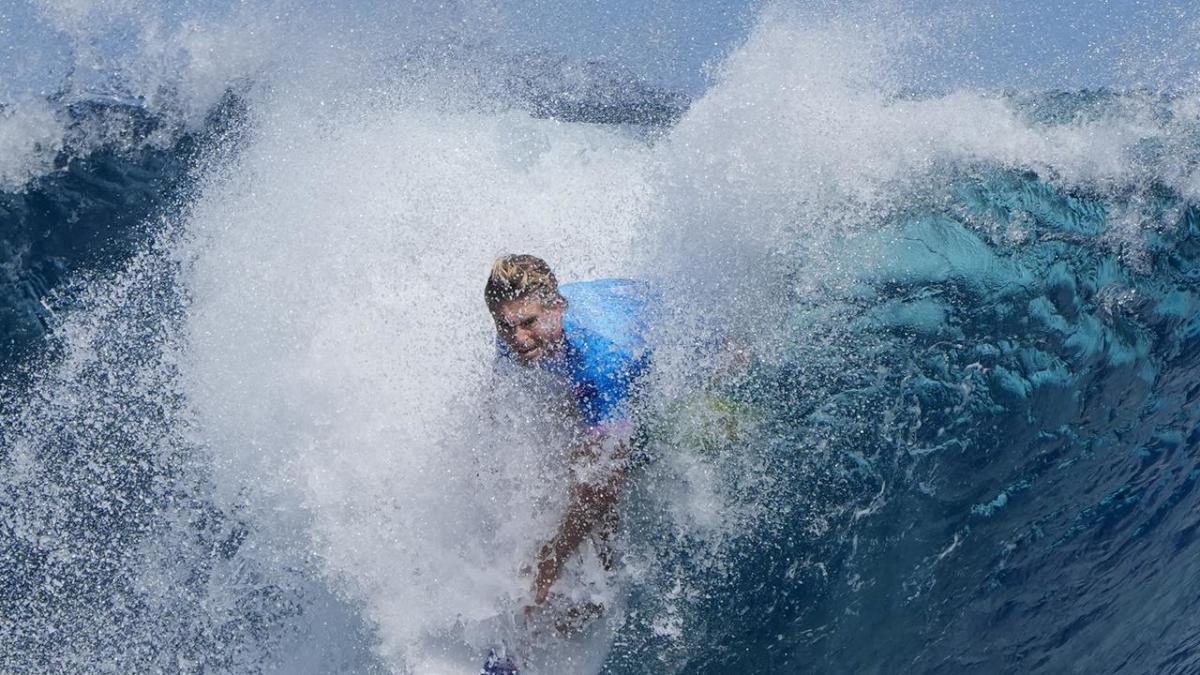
[498,278,655,429]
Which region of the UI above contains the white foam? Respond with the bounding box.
[0,99,64,190]
[644,9,1197,325]
[4,2,1199,672]
[179,95,653,668]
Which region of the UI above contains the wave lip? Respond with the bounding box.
[1,2,1200,671]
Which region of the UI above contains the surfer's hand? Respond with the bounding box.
[522,590,550,623]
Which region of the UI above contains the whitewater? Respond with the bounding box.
[2,1,1199,673]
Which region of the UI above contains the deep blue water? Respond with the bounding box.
[659,172,1200,673]
[0,96,247,366]
[2,77,1199,675]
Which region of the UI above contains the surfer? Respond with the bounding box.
[485,254,654,615]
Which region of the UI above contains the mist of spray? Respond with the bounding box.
[2,1,1199,672]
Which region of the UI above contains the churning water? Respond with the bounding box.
[2,1,1199,673]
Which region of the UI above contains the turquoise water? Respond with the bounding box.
[2,5,1199,673]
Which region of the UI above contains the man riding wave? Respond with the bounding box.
[484,254,655,614]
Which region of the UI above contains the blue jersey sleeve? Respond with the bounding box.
[556,279,656,430]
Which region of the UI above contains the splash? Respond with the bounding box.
[2,1,1200,673]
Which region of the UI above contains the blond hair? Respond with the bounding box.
[484,254,563,309]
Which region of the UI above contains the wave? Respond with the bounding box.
[2,3,1199,674]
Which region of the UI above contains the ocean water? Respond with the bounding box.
[2,2,1199,673]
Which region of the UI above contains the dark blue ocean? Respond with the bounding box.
[2,3,1199,673]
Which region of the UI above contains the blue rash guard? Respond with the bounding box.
[556,279,655,428]
[498,279,655,431]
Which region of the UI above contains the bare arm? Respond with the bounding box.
[529,431,629,606]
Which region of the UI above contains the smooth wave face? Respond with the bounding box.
[2,2,1200,674]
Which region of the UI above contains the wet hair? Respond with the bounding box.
[484,254,564,310]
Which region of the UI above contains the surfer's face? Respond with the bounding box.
[492,294,566,365]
